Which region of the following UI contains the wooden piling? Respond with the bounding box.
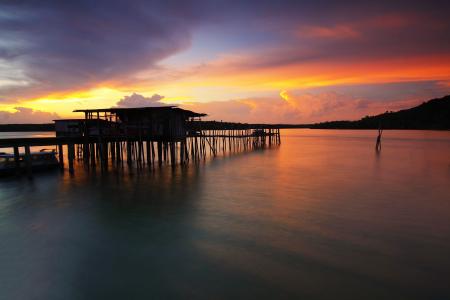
[68,143,75,174]
[13,146,20,173]
[126,141,132,165]
[146,140,151,166]
[24,145,32,177]
[58,144,64,169]
[157,142,162,165]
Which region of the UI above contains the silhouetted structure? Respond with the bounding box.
[375,127,383,151]
[0,106,281,176]
[0,123,54,132]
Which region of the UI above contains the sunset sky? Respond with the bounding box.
[0,0,449,123]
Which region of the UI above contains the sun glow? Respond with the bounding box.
[18,87,128,117]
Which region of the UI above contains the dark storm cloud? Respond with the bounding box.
[0,0,204,100]
[203,6,450,71]
[0,0,449,101]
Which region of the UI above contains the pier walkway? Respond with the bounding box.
[0,123,280,176]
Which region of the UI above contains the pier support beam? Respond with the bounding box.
[126,141,132,165]
[24,145,32,178]
[13,146,20,173]
[180,141,185,164]
[170,142,176,166]
[68,143,75,174]
[111,141,116,162]
[157,142,162,165]
[114,142,120,164]
[90,143,96,167]
[58,144,64,169]
[146,140,151,167]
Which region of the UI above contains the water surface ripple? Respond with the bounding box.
[0,129,449,299]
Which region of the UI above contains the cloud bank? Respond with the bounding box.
[0,87,440,124]
[115,93,165,108]
[0,107,60,124]
[183,92,424,124]
[0,0,199,101]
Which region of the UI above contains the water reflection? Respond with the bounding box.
[0,130,450,299]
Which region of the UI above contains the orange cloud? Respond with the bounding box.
[296,13,435,41]
[170,52,450,92]
[181,91,426,124]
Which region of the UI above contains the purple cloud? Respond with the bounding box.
[115,93,165,108]
[0,107,60,124]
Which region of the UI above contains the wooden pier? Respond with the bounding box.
[0,107,280,176]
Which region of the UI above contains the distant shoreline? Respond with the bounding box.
[0,123,448,132]
[0,124,55,132]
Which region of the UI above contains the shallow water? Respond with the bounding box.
[0,129,449,299]
[0,131,55,139]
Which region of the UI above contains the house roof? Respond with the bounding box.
[73,106,207,117]
[53,118,111,122]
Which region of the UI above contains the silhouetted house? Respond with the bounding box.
[54,119,118,137]
[55,106,206,140]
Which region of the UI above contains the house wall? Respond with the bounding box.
[56,110,191,139]
[55,121,83,137]
[117,111,187,139]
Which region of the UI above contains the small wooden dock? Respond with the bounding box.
[0,109,281,176]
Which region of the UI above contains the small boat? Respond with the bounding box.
[187,130,202,136]
[251,129,265,136]
[0,149,59,175]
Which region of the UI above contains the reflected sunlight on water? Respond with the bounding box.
[0,129,449,299]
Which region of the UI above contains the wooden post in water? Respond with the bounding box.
[68,143,75,174]
[83,142,89,166]
[58,144,64,169]
[13,146,20,173]
[111,141,116,162]
[163,142,168,163]
[157,141,162,165]
[90,143,96,167]
[170,142,176,166]
[126,141,132,165]
[146,140,151,167]
[151,141,155,166]
[179,140,185,164]
[101,142,108,172]
[24,145,32,177]
[116,142,121,164]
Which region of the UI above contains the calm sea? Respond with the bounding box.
[0,129,449,299]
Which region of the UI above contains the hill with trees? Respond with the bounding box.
[309,95,450,130]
